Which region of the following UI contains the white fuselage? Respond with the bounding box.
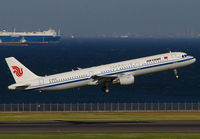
[8,52,196,92]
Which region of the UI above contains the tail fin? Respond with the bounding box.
[5,57,38,83]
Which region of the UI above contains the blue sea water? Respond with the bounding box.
[0,38,199,104]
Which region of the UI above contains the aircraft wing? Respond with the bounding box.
[91,75,117,85]
[90,72,134,85]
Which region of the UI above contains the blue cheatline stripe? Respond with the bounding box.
[101,57,194,77]
[28,57,194,91]
[28,78,89,91]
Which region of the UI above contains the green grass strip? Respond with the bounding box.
[1,112,200,121]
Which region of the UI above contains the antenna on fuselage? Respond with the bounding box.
[167,48,172,53]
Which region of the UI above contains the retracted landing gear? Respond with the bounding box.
[173,69,179,79]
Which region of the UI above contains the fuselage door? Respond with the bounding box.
[170,53,177,59]
[38,78,44,86]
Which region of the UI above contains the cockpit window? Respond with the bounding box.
[182,54,187,58]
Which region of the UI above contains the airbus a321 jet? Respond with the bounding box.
[5,52,196,93]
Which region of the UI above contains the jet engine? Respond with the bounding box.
[118,75,135,85]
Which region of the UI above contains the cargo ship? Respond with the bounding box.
[0,29,60,46]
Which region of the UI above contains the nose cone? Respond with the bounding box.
[192,58,196,63]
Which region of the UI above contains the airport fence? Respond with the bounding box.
[0,102,200,112]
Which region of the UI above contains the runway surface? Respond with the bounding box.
[0,120,200,133]
[0,120,200,134]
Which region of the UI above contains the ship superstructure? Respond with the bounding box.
[0,29,60,46]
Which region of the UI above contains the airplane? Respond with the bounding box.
[5,51,196,93]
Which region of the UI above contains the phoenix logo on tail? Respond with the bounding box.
[12,66,23,77]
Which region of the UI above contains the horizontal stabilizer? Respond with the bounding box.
[8,83,30,90]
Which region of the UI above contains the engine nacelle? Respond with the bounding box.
[119,75,135,85]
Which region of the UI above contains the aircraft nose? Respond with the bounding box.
[194,58,196,62]
[192,57,196,63]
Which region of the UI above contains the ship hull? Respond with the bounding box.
[0,36,60,43]
[0,43,28,46]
